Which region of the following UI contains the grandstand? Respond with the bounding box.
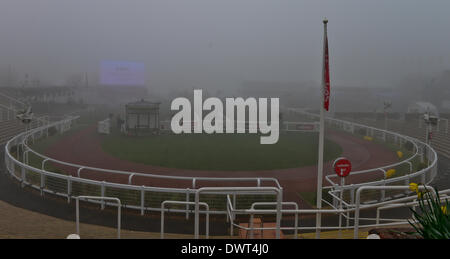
[0,91,35,145]
[0,87,76,145]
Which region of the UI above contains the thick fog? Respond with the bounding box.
[1,0,450,98]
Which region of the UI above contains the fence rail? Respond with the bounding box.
[288,109,438,205]
[3,111,442,238]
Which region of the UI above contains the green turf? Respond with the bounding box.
[100,132,342,171]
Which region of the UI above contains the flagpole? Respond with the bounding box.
[316,18,328,239]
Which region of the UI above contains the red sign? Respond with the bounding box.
[333,157,352,177]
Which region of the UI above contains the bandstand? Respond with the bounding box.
[125,99,160,135]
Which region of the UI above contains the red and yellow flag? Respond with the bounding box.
[323,21,330,111]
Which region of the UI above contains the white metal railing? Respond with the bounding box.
[0,90,51,132]
[194,186,283,239]
[5,116,282,216]
[249,201,299,239]
[224,185,449,239]
[160,200,210,239]
[374,192,449,225]
[3,110,442,238]
[75,196,121,239]
[19,133,281,191]
[288,109,438,205]
[352,185,438,239]
[0,91,27,119]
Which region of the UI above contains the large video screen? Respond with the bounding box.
[100,61,146,86]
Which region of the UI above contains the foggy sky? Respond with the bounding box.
[1,0,450,93]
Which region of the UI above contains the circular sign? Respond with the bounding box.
[333,157,352,177]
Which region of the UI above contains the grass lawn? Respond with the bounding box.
[100,131,342,171]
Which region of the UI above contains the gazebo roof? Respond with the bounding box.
[126,99,160,110]
[407,101,439,116]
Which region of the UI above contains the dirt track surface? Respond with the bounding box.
[45,126,399,208]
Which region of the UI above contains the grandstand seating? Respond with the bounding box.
[0,117,42,145]
[0,90,42,145]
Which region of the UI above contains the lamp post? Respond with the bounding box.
[423,109,438,148]
[383,101,391,130]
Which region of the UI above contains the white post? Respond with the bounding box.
[428,123,432,146]
[76,199,80,236]
[140,186,145,216]
[338,177,345,239]
[316,99,325,239]
[101,181,105,210]
[67,176,72,203]
[385,112,388,130]
[316,18,329,239]
[186,189,191,220]
[194,192,200,239]
[276,188,283,239]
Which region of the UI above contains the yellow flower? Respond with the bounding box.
[364,136,373,141]
[409,183,419,193]
[417,192,423,199]
[442,206,448,215]
[385,169,396,179]
[397,151,403,158]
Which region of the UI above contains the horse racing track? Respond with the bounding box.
[37,124,399,209]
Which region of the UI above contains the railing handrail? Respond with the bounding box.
[8,112,437,193]
[289,109,434,187]
[6,114,437,195]
[161,200,210,239]
[18,122,282,189]
[75,196,121,239]
[0,91,27,107]
[3,113,442,239]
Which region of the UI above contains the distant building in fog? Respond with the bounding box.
[332,86,397,113]
[239,81,319,109]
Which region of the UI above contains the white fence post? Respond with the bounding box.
[276,188,283,239]
[40,173,45,196]
[186,188,190,220]
[194,191,200,239]
[21,166,26,187]
[101,181,106,210]
[67,176,72,203]
[76,196,121,239]
[140,186,145,216]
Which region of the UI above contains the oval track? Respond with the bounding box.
[44,125,399,208]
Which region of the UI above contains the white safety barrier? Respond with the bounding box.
[224,185,449,239]
[3,111,444,239]
[75,196,121,239]
[5,116,282,216]
[160,200,210,239]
